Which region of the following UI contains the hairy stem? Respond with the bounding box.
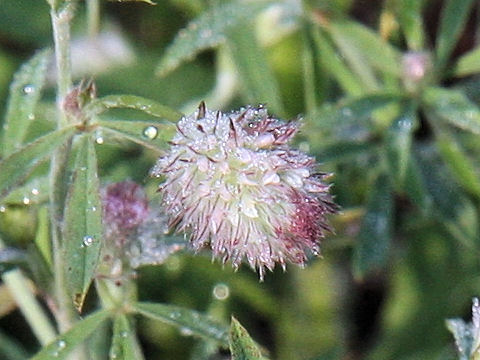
[87,0,101,38]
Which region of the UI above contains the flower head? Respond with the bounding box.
[152,103,337,278]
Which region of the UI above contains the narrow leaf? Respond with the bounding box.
[2,49,50,157]
[315,93,403,132]
[0,127,76,199]
[315,141,375,163]
[98,119,176,152]
[328,20,401,77]
[436,0,475,69]
[31,310,111,360]
[385,102,417,187]
[327,21,380,91]
[229,316,267,360]
[227,26,284,115]
[396,0,425,50]
[423,87,480,134]
[134,302,228,345]
[436,132,480,197]
[156,1,271,76]
[109,314,145,360]
[2,175,49,205]
[353,173,394,279]
[87,95,182,121]
[63,134,103,311]
[311,28,364,96]
[453,46,480,77]
[404,155,432,213]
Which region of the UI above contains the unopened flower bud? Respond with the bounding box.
[402,51,431,92]
[152,103,337,279]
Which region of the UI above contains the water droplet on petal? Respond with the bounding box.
[212,283,230,300]
[142,126,158,140]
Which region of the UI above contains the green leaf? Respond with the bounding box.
[315,141,375,163]
[311,28,364,96]
[87,95,182,121]
[31,310,112,360]
[328,20,401,77]
[353,173,394,279]
[0,126,76,199]
[435,0,475,69]
[423,87,480,134]
[156,1,271,76]
[62,134,103,311]
[315,93,403,132]
[396,0,425,50]
[226,26,284,115]
[109,314,145,360]
[453,46,480,77]
[385,102,417,187]
[416,145,478,248]
[2,175,49,205]
[98,119,176,152]
[229,316,267,360]
[436,132,480,197]
[134,302,229,345]
[2,49,50,157]
[404,155,432,212]
[327,21,380,91]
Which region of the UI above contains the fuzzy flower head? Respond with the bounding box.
[152,103,337,278]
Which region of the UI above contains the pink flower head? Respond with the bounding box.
[102,181,149,244]
[152,103,337,279]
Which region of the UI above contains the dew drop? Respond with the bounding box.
[90,206,97,212]
[0,205,6,213]
[142,126,158,140]
[180,327,193,336]
[169,311,181,319]
[212,283,230,300]
[95,136,104,144]
[31,188,39,196]
[22,197,31,205]
[120,331,129,338]
[57,340,66,350]
[23,85,35,94]
[28,113,35,121]
[82,235,95,247]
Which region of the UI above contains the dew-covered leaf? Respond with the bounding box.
[62,134,103,311]
[353,173,393,279]
[156,1,271,76]
[109,314,145,360]
[1,50,50,157]
[86,95,182,121]
[2,175,49,206]
[226,25,283,115]
[0,126,76,199]
[435,0,476,69]
[423,87,480,134]
[134,302,228,345]
[98,119,176,152]
[396,0,425,50]
[328,20,401,77]
[453,46,480,77]
[229,316,268,360]
[436,132,480,197]
[31,309,112,360]
[315,93,403,133]
[385,102,417,187]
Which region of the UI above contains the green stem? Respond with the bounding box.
[0,239,57,346]
[87,0,100,38]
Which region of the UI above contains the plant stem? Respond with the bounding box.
[87,0,100,38]
[0,238,57,346]
[49,0,77,334]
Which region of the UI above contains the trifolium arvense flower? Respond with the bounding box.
[152,102,337,279]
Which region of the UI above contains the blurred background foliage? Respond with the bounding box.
[1,0,480,359]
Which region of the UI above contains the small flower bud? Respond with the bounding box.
[402,51,431,92]
[152,103,338,279]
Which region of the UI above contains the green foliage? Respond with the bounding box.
[229,317,268,360]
